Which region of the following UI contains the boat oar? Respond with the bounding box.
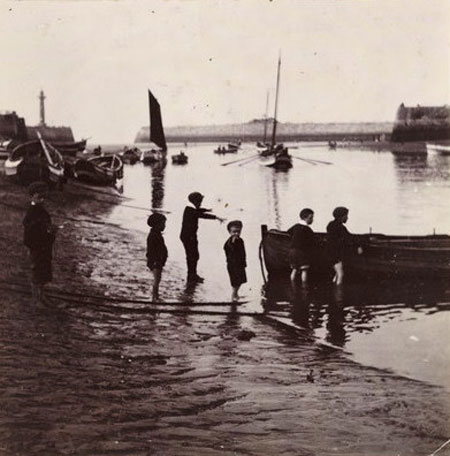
[238,155,261,166]
[221,154,259,166]
[292,155,333,165]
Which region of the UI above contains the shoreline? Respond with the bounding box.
[0,173,449,455]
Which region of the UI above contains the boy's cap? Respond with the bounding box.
[28,181,49,196]
[227,220,243,231]
[147,212,166,227]
[188,192,204,203]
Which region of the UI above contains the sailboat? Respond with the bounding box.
[256,90,270,150]
[141,90,168,165]
[263,55,293,170]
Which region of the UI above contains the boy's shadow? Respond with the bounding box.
[178,281,200,304]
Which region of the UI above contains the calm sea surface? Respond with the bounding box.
[103,142,450,388]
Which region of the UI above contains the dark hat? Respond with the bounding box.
[227,220,243,231]
[188,192,204,204]
[332,206,349,219]
[147,212,166,227]
[28,181,49,196]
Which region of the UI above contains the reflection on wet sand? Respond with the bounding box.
[263,278,450,349]
[149,159,166,209]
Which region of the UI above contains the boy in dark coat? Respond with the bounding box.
[287,208,316,287]
[180,192,224,283]
[224,220,247,302]
[326,206,362,285]
[23,181,57,305]
[146,212,168,301]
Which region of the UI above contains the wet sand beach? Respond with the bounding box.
[0,174,449,455]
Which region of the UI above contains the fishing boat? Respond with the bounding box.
[4,134,65,187]
[426,143,450,155]
[120,147,140,164]
[171,151,188,164]
[260,225,450,281]
[73,154,123,186]
[261,54,293,168]
[265,148,293,170]
[0,139,12,159]
[141,89,167,165]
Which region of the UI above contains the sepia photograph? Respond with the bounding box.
[0,0,449,454]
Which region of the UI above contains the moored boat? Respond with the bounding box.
[4,136,65,187]
[214,145,238,154]
[73,154,123,186]
[265,148,292,170]
[120,147,140,164]
[426,143,450,155]
[260,225,450,281]
[171,151,188,164]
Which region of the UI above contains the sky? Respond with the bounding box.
[0,0,449,143]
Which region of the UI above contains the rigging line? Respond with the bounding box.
[221,154,259,166]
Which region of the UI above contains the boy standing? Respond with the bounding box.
[146,212,168,301]
[180,192,223,283]
[287,208,316,287]
[224,220,247,302]
[23,181,57,305]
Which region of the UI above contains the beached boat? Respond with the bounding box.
[260,225,450,281]
[51,139,87,156]
[4,135,65,186]
[171,151,188,164]
[426,143,450,155]
[73,154,123,185]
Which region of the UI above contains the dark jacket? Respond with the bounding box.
[326,220,355,263]
[180,206,216,242]
[23,203,55,251]
[224,237,247,287]
[146,229,168,270]
[224,237,247,268]
[287,223,316,265]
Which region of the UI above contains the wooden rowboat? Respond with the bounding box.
[260,225,450,281]
[73,154,123,186]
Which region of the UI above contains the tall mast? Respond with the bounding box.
[271,53,281,149]
[263,90,270,143]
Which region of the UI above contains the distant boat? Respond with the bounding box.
[120,147,140,164]
[261,225,450,281]
[5,134,65,187]
[73,154,123,186]
[141,89,167,165]
[260,54,291,167]
[426,143,450,155]
[171,151,188,164]
[214,145,238,154]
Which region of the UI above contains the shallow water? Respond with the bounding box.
[103,142,450,387]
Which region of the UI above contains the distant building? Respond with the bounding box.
[0,111,28,141]
[391,103,450,142]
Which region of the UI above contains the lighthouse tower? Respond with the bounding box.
[39,90,46,127]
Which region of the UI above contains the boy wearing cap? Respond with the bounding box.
[180,192,223,283]
[146,213,168,300]
[23,181,58,305]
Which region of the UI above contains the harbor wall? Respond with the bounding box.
[27,125,75,143]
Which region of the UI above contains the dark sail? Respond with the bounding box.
[148,90,167,151]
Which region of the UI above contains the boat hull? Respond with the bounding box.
[261,227,450,281]
[426,143,450,155]
[73,154,123,186]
